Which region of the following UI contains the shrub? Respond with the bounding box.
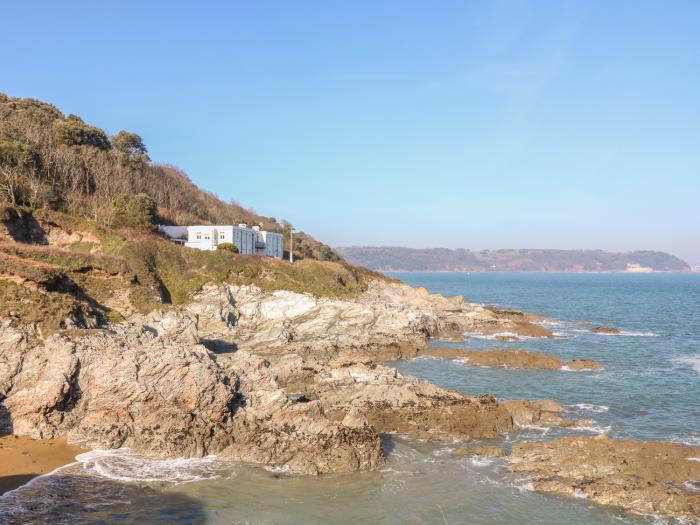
[113,193,157,230]
[53,115,111,150]
[217,242,238,253]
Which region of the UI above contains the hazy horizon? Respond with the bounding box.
[3,1,699,264]
[336,245,695,267]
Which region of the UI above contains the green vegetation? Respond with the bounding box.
[0,93,388,337]
[0,206,388,336]
[217,242,238,253]
[113,193,157,230]
[0,92,339,261]
[338,247,691,272]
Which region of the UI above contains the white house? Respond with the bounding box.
[158,224,283,259]
[252,226,284,258]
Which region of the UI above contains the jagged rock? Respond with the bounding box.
[0,280,552,475]
[187,281,552,360]
[502,400,589,429]
[508,435,700,520]
[234,352,515,443]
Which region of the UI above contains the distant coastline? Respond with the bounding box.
[337,247,692,273]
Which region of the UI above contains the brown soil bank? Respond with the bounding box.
[454,348,602,371]
[508,435,700,520]
[0,436,86,495]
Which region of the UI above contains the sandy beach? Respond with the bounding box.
[0,435,87,495]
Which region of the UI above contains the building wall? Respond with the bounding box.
[185,225,217,250]
[264,232,284,259]
[172,224,283,258]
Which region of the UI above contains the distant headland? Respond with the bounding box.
[336,247,691,273]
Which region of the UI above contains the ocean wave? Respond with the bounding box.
[591,330,659,337]
[76,449,235,484]
[671,435,700,447]
[464,332,533,341]
[569,403,610,413]
[574,424,611,435]
[467,456,495,467]
[674,356,700,375]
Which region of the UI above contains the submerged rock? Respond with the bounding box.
[591,327,621,334]
[508,435,700,520]
[454,348,602,371]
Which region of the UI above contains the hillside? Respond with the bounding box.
[337,247,691,272]
[0,93,337,261]
[0,93,390,337]
[0,206,385,336]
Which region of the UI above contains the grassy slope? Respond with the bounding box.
[0,206,389,337]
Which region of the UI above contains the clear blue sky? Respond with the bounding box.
[3,1,699,263]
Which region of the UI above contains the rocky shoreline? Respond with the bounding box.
[1,280,698,519]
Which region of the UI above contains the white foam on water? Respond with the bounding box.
[572,488,588,499]
[591,330,659,337]
[518,424,552,435]
[682,480,700,491]
[671,435,700,447]
[263,465,290,473]
[618,330,659,337]
[575,424,611,435]
[674,356,700,375]
[570,403,610,413]
[467,456,494,467]
[76,448,235,484]
[464,332,531,341]
[515,481,534,493]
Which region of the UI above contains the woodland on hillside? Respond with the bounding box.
[0,93,338,261]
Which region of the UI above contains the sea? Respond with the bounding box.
[1,272,698,524]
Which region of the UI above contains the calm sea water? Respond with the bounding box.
[2,272,699,524]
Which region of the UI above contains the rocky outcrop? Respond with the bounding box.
[0,317,382,475]
[455,349,602,371]
[188,282,552,361]
[1,279,543,474]
[591,327,620,334]
[502,400,592,429]
[219,351,515,443]
[508,435,700,520]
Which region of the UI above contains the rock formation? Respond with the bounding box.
[502,400,592,429]
[591,327,621,334]
[508,435,700,520]
[0,280,543,474]
[453,349,602,371]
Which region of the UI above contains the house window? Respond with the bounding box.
[196,232,201,240]
[220,232,225,239]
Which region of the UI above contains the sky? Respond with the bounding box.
[2,1,699,263]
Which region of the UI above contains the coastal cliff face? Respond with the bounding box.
[0,280,537,474]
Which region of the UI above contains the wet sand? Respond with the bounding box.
[0,435,87,495]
